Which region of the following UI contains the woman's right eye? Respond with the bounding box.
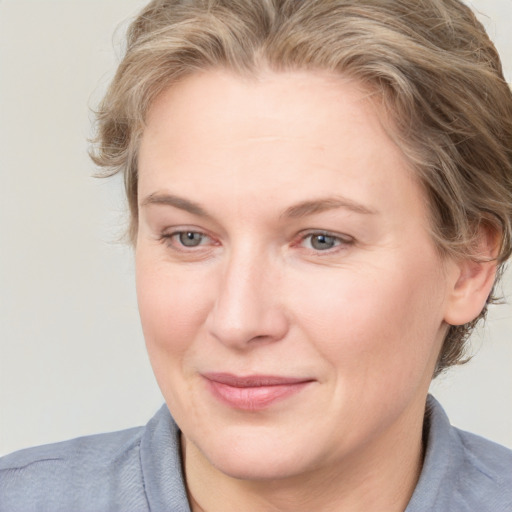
[159,230,213,250]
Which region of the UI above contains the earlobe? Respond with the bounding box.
[443,228,499,327]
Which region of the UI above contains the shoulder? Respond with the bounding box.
[0,425,148,512]
[456,426,512,473]
[0,425,144,471]
[0,404,190,512]
[453,426,512,506]
[407,395,512,512]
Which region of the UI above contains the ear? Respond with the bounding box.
[443,226,499,326]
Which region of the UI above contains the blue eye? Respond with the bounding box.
[159,229,218,257]
[308,234,338,250]
[300,232,352,252]
[177,231,206,247]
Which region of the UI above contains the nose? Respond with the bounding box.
[205,249,289,350]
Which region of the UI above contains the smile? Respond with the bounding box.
[202,373,315,411]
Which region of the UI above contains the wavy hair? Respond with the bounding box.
[91,0,512,375]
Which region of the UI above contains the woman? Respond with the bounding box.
[1,0,511,511]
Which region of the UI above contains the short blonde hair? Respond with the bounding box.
[91,0,512,375]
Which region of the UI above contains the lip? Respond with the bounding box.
[202,372,314,411]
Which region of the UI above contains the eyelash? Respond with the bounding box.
[158,229,354,254]
[159,230,215,251]
[295,231,354,253]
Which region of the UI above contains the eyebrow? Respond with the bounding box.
[282,196,377,218]
[140,192,377,219]
[141,193,210,217]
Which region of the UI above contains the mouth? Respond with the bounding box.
[202,372,315,411]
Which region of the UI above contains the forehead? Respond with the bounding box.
[142,69,387,159]
[138,69,425,223]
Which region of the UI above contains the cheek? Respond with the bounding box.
[135,254,214,362]
[289,258,446,380]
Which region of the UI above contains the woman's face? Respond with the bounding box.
[136,69,456,480]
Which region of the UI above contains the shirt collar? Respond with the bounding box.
[140,395,466,511]
[140,404,191,512]
[405,394,464,511]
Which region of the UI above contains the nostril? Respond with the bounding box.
[206,255,289,348]
[206,300,289,349]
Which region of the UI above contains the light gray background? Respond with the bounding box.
[0,0,511,456]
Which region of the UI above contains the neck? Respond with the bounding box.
[183,399,426,512]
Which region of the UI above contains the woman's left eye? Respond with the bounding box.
[176,231,207,247]
[300,232,352,252]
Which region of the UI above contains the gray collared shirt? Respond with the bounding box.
[1,395,511,511]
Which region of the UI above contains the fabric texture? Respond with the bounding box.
[1,395,511,511]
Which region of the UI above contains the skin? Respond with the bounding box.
[135,69,496,511]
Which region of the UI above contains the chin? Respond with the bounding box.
[212,453,307,482]
[190,428,315,482]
